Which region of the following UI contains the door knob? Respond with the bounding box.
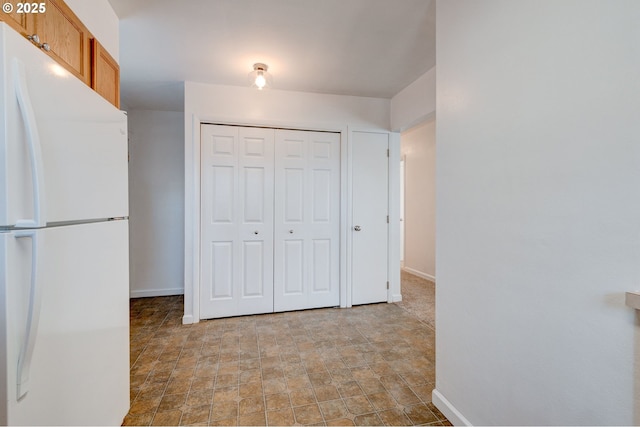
[254,231,259,235]
[354,225,361,231]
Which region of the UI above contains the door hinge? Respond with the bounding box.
[387,149,389,157]
[387,215,389,223]
[386,281,389,289]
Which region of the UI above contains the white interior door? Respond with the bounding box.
[200,124,274,318]
[352,131,389,305]
[274,130,340,311]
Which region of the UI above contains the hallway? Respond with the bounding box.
[124,273,447,426]
[396,271,436,330]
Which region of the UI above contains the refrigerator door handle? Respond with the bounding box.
[13,59,47,228]
[14,230,43,400]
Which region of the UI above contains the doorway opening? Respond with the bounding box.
[397,118,436,328]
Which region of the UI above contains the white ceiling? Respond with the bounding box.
[107,0,435,111]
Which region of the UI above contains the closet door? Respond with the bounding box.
[200,125,274,319]
[274,130,340,311]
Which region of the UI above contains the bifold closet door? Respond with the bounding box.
[274,130,340,311]
[200,124,274,319]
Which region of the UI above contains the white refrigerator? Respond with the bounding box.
[0,23,130,425]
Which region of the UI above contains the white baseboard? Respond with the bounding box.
[402,266,436,282]
[432,389,473,426]
[182,314,194,324]
[391,293,403,302]
[129,288,184,298]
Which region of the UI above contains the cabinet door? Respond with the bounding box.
[91,39,120,108]
[0,9,33,36]
[200,125,275,319]
[31,0,91,85]
[274,130,340,311]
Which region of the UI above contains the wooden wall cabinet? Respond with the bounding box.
[0,0,120,108]
[1,7,33,36]
[91,39,120,108]
[31,0,92,85]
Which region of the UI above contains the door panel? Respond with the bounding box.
[243,241,264,296]
[284,240,304,294]
[200,125,274,319]
[91,39,120,108]
[211,166,234,222]
[306,132,340,308]
[2,221,129,425]
[244,167,265,222]
[284,169,305,222]
[312,239,331,291]
[312,170,332,221]
[238,127,274,315]
[34,0,92,85]
[212,134,235,157]
[352,132,389,305]
[210,241,233,298]
[274,130,340,311]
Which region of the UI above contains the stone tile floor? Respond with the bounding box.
[124,272,449,426]
[395,271,436,329]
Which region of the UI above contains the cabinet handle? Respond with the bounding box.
[27,34,50,52]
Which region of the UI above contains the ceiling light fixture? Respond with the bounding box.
[248,63,272,90]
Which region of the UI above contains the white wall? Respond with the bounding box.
[185,82,391,130]
[129,110,185,298]
[183,82,399,323]
[401,119,435,281]
[391,66,436,132]
[434,1,640,425]
[65,0,119,60]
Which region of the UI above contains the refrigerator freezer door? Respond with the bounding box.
[0,23,128,228]
[1,220,130,425]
